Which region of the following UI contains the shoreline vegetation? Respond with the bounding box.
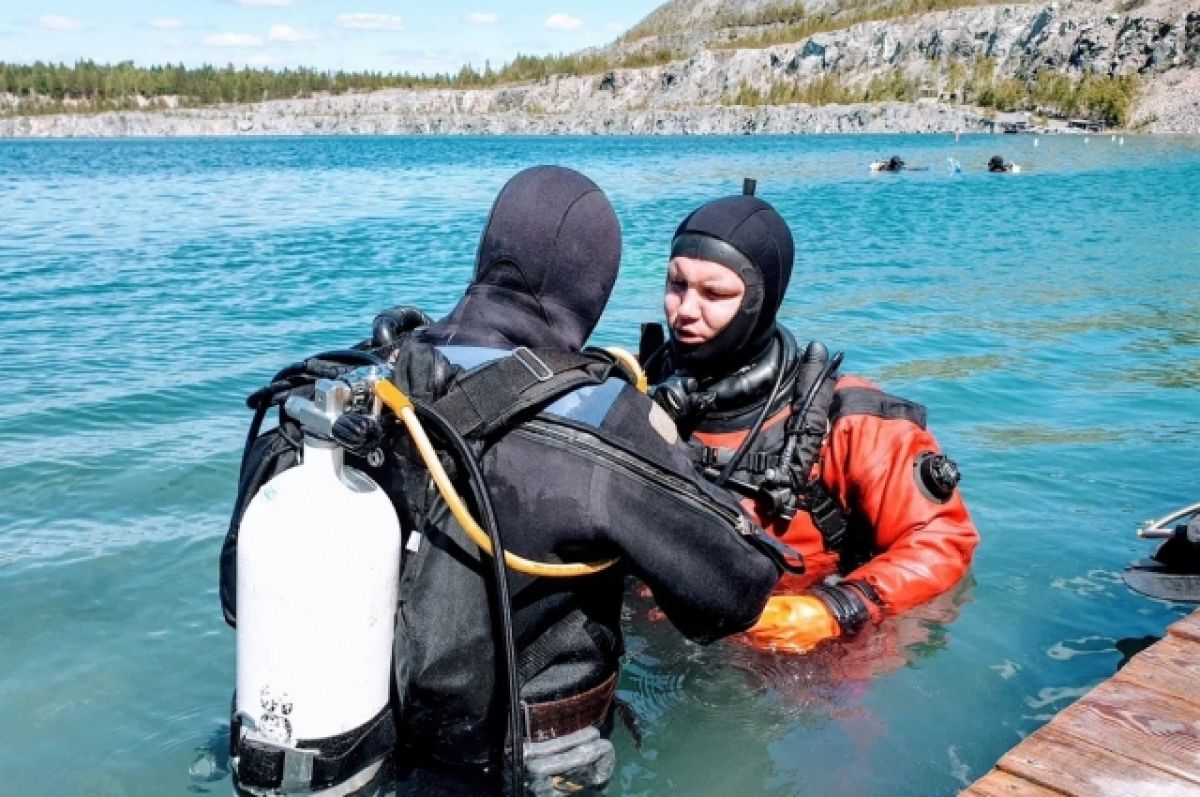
[1,0,1194,135]
[625,0,1029,49]
[0,57,1141,129]
[0,52,677,117]
[722,62,1139,127]
[0,0,1054,116]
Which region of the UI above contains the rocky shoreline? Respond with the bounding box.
[2,0,1197,137]
[0,99,996,137]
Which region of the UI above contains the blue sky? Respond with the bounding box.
[1,1,663,74]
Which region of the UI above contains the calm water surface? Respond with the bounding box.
[1,134,1198,795]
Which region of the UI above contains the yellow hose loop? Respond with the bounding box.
[602,347,648,394]
[374,380,618,578]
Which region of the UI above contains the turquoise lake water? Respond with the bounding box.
[1,134,1198,795]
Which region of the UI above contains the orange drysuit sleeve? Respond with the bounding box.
[821,390,979,620]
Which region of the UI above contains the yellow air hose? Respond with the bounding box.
[602,347,648,394]
[375,379,618,578]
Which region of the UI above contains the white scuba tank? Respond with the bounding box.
[235,379,401,794]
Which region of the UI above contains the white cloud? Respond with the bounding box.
[466,12,498,25]
[232,0,294,6]
[150,18,184,30]
[544,13,582,31]
[268,24,319,43]
[39,14,83,31]
[336,13,405,31]
[203,32,264,47]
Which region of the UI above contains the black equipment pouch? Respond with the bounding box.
[219,417,302,626]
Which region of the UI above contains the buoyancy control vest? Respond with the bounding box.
[647,325,928,571]
[390,344,629,767]
[221,314,644,794]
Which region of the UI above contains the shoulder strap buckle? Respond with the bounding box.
[513,346,554,382]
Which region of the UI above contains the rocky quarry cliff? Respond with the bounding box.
[3,0,1198,136]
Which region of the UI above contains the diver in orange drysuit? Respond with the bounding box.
[643,182,979,653]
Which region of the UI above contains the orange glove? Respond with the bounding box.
[742,595,841,653]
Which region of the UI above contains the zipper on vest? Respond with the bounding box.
[514,419,753,540]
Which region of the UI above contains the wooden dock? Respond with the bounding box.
[963,608,1200,796]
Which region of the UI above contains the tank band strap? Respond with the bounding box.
[233,704,396,792]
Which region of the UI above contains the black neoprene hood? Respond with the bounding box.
[426,165,622,351]
[668,194,795,377]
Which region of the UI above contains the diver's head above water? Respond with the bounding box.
[426,165,621,351]
[664,191,794,379]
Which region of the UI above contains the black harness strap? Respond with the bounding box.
[694,446,786,474]
[695,346,931,564]
[831,387,926,429]
[432,348,620,440]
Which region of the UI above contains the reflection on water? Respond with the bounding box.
[879,354,1007,382]
[0,134,1197,796]
[974,425,1127,448]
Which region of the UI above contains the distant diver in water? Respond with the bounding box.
[871,155,906,172]
[870,155,930,173]
[988,155,1019,173]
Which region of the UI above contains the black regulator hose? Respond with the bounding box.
[410,399,525,797]
[716,332,788,487]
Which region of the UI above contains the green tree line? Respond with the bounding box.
[1,51,678,116]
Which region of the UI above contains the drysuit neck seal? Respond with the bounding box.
[704,327,796,415]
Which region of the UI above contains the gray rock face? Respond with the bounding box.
[2,0,1197,136]
[0,100,992,136]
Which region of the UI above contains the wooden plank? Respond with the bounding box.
[966,613,1200,797]
[1167,609,1200,643]
[1112,634,1200,710]
[1046,678,1200,786]
[960,770,1063,796]
[998,724,1200,796]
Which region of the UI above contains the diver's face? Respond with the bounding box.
[664,256,745,346]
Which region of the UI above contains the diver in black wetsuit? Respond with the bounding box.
[221,166,782,796]
[386,166,782,792]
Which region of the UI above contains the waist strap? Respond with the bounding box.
[524,673,618,743]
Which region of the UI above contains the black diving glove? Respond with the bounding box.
[650,375,715,437]
[371,305,433,348]
[389,339,460,403]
